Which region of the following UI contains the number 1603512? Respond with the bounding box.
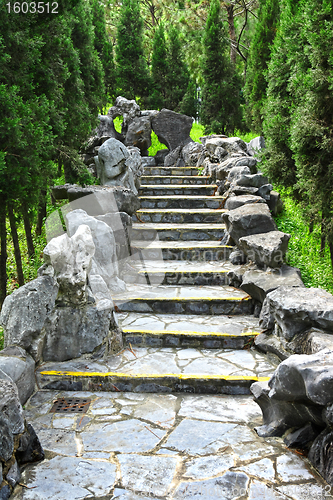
[6,2,58,13]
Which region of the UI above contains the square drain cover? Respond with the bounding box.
[50,398,91,414]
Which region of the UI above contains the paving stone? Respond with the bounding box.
[126,394,177,428]
[234,441,280,462]
[35,428,77,455]
[276,453,315,481]
[173,471,250,499]
[12,456,117,499]
[52,415,77,429]
[248,481,288,500]
[111,489,158,500]
[277,483,331,500]
[164,419,237,455]
[184,454,236,480]
[81,419,165,453]
[237,458,275,481]
[118,454,177,496]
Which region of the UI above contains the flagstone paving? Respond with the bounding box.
[12,391,333,500]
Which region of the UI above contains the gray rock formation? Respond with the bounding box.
[164,145,185,168]
[234,173,269,189]
[151,109,193,151]
[125,115,152,156]
[0,347,35,405]
[247,136,265,156]
[238,231,290,268]
[107,96,141,136]
[154,149,169,165]
[225,195,266,211]
[287,328,333,355]
[222,204,276,245]
[259,286,333,340]
[308,428,333,486]
[182,142,204,166]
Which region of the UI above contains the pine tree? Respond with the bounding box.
[179,80,198,118]
[165,26,189,111]
[200,0,242,135]
[115,0,150,103]
[244,0,280,132]
[150,22,169,109]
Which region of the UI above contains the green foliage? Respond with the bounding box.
[148,131,168,156]
[190,122,205,142]
[275,190,333,293]
[179,79,198,118]
[150,23,169,109]
[200,0,242,135]
[244,0,280,132]
[115,0,150,104]
[0,326,3,351]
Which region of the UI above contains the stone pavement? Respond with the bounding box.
[12,390,332,500]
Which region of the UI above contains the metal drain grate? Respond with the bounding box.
[50,398,91,414]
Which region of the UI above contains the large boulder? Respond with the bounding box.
[164,145,185,168]
[107,96,141,135]
[213,137,248,156]
[225,195,266,211]
[234,173,269,189]
[241,264,304,304]
[308,428,333,487]
[0,347,35,405]
[238,231,290,268]
[287,328,333,355]
[222,204,276,244]
[0,276,58,360]
[259,286,333,340]
[182,141,203,165]
[125,115,152,156]
[247,136,265,156]
[151,109,193,151]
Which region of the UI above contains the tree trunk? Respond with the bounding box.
[36,189,47,236]
[226,4,237,65]
[0,203,7,307]
[8,204,24,287]
[22,203,35,259]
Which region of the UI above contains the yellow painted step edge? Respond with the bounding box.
[39,370,270,382]
[122,328,260,338]
[136,269,228,274]
[116,297,252,302]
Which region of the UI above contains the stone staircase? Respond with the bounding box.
[36,162,278,394]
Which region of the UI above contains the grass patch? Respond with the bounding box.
[0,327,3,350]
[275,191,333,294]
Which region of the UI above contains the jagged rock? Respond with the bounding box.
[268,349,333,406]
[0,485,11,500]
[225,195,266,211]
[287,328,333,355]
[226,267,246,288]
[199,134,227,146]
[125,115,152,155]
[229,185,260,197]
[247,136,265,156]
[151,109,193,151]
[94,138,139,195]
[66,209,126,293]
[16,423,44,464]
[142,157,156,168]
[96,114,119,140]
[308,427,333,486]
[127,146,144,193]
[0,380,24,437]
[164,145,184,167]
[42,301,114,362]
[182,141,203,165]
[257,183,273,200]
[107,96,141,135]
[238,231,290,269]
[44,225,95,307]
[250,380,324,437]
[267,190,284,216]
[241,264,304,304]
[214,137,248,155]
[227,166,251,183]
[235,173,269,189]
[254,333,290,361]
[284,423,320,449]
[154,149,169,165]
[222,204,276,245]
[0,347,35,405]
[259,286,333,340]
[0,276,58,359]
[97,212,132,263]
[6,460,20,488]
[229,249,247,265]
[235,157,258,174]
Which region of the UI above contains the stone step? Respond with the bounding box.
[139,195,225,209]
[123,259,236,286]
[133,208,226,224]
[131,222,226,241]
[36,346,276,395]
[119,311,262,349]
[130,240,233,261]
[143,166,200,176]
[140,175,209,185]
[139,184,217,196]
[113,284,254,315]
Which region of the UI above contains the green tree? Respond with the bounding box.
[165,25,189,110]
[115,0,150,103]
[150,22,169,109]
[200,0,242,134]
[179,79,198,118]
[244,0,280,132]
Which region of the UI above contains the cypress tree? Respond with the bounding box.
[200,0,241,135]
[165,26,189,111]
[115,0,150,103]
[244,0,280,132]
[150,22,169,109]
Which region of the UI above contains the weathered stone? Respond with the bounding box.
[247,136,265,156]
[0,346,35,405]
[235,157,258,173]
[95,138,139,194]
[222,204,276,245]
[107,96,141,135]
[44,225,95,307]
[0,380,24,436]
[6,460,20,488]
[229,249,247,265]
[216,137,248,155]
[238,231,290,268]
[42,302,113,362]
[125,115,151,155]
[0,276,58,358]
[154,149,169,165]
[259,286,333,340]
[268,349,333,406]
[267,190,284,216]
[97,212,132,263]
[308,427,333,486]
[225,195,266,211]
[96,114,119,139]
[0,484,11,500]
[235,173,269,189]
[257,183,273,200]
[251,381,324,437]
[229,185,259,197]
[66,209,125,293]
[284,423,319,449]
[241,265,304,304]
[151,109,193,151]
[287,328,333,355]
[164,145,184,168]
[141,157,156,167]
[16,423,44,464]
[227,166,251,183]
[182,141,204,165]
[254,333,290,361]
[0,415,14,462]
[199,134,227,146]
